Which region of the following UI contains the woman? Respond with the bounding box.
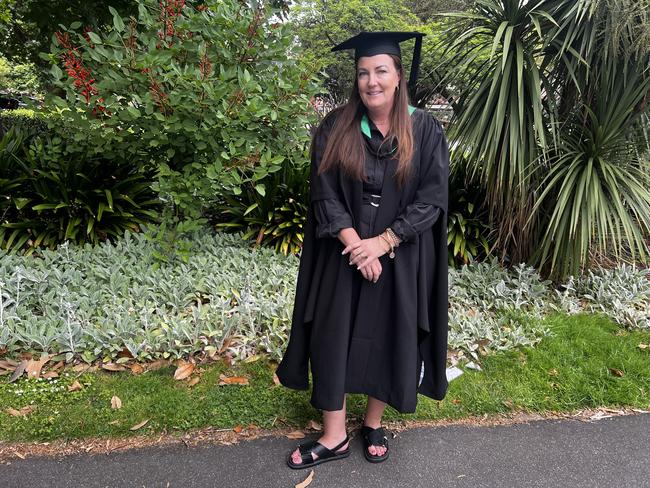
[276,31,450,469]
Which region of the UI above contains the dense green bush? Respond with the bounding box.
[210,158,309,255]
[447,157,491,265]
[0,109,49,138]
[0,124,160,254]
[46,0,320,221]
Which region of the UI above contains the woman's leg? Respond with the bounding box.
[363,395,387,456]
[290,395,349,464]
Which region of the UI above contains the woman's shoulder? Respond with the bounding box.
[316,106,345,133]
[410,107,443,131]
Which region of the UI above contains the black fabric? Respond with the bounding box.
[314,118,439,243]
[330,31,425,62]
[276,106,450,414]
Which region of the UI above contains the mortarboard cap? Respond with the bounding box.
[331,31,426,99]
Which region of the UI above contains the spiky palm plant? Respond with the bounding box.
[435,0,650,278]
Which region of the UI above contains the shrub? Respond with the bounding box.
[0,124,161,254]
[210,158,309,255]
[46,0,320,220]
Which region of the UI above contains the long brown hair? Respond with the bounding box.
[317,54,414,188]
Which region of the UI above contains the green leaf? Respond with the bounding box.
[127,106,141,118]
[87,32,102,45]
[109,6,125,32]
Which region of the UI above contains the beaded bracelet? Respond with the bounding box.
[386,228,401,248]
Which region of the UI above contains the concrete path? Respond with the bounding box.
[1,413,648,488]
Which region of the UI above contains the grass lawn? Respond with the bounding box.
[0,312,648,443]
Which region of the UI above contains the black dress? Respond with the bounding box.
[276,106,450,414]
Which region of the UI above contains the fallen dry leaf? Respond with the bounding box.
[609,367,625,377]
[8,360,28,383]
[272,373,281,386]
[130,419,149,431]
[130,363,145,375]
[233,425,243,434]
[174,363,194,380]
[295,469,314,488]
[148,359,171,371]
[73,364,92,373]
[286,430,306,440]
[188,377,201,387]
[6,405,36,417]
[101,363,126,372]
[51,360,65,371]
[67,380,83,392]
[108,420,120,425]
[25,354,52,379]
[307,420,322,431]
[243,354,262,363]
[547,368,559,377]
[42,371,59,379]
[117,347,134,359]
[0,359,18,370]
[14,452,26,460]
[111,395,122,409]
[218,337,235,355]
[638,343,649,350]
[218,374,249,386]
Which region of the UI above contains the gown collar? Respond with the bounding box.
[360,104,416,138]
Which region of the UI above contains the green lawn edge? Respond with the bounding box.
[1,312,648,443]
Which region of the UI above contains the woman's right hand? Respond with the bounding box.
[337,227,382,283]
[359,258,382,283]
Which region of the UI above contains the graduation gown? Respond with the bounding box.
[276,106,450,414]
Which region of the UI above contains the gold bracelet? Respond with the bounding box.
[386,228,401,248]
[379,233,395,259]
[379,231,395,259]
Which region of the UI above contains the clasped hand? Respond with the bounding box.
[342,236,388,283]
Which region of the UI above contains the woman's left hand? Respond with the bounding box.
[342,237,387,269]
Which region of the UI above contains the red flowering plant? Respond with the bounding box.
[46,0,320,223]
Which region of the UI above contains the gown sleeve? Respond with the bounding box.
[313,199,354,238]
[309,111,354,239]
[390,204,441,242]
[388,114,450,243]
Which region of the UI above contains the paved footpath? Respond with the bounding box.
[1,413,649,488]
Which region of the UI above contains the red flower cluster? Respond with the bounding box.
[158,0,186,45]
[54,31,107,115]
[82,26,95,48]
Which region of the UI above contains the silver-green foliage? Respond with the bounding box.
[554,265,650,330]
[448,260,552,359]
[0,230,298,363]
[1,230,647,364]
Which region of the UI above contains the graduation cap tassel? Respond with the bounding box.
[408,35,423,104]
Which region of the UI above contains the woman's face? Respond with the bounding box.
[356,54,401,114]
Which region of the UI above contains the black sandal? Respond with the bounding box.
[286,434,351,470]
[361,425,389,463]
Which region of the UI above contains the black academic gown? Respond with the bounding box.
[276,106,450,414]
